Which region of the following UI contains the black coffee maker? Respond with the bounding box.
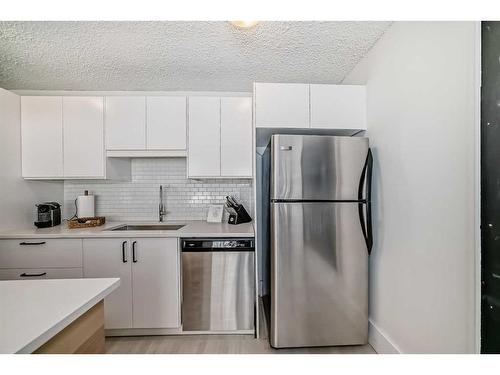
[35,202,61,228]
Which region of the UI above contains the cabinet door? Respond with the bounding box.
[21,96,63,178]
[131,238,180,328]
[83,239,133,329]
[147,96,187,150]
[221,97,253,177]
[254,83,309,128]
[188,97,221,177]
[310,84,366,130]
[63,97,104,177]
[105,97,146,150]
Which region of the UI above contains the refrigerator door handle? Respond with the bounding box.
[358,148,373,255]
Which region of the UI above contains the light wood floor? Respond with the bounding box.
[106,334,375,354]
[105,302,375,354]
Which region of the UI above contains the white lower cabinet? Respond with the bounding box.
[83,238,133,329]
[0,268,82,280]
[0,238,83,281]
[0,239,82,268]
[82,238,180,330]
[131,238,180,329]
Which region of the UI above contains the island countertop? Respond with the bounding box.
[0,220,254,239]
[0,278,119,354]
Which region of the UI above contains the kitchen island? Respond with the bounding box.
[0,278,119,353]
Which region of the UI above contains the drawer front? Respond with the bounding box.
[0,239,83,268]
[0,267,83,280]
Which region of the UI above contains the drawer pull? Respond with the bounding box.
[20,272,47,277]
[19,241,46,246]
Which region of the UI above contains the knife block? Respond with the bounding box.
[227,204,252,225]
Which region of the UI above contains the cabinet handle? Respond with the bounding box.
[132,241,138,263]
[122,241,128,263]
[20,272,47,277]
[19,241,46,246]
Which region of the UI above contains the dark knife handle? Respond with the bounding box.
[226,195,240,209]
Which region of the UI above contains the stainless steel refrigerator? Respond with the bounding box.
[266,134,373,348]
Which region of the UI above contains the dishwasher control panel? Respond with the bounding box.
[181,238,254,251]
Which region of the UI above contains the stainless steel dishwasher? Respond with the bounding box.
[181,238,255,332]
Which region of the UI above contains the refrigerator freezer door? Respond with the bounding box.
[271,134,369,201]
[270,201,368,348]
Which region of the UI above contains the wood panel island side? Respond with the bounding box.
[0,278,119,354]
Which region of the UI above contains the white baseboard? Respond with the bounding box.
[369,320,401,354]
[106,328,254,337]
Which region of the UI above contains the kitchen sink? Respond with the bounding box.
[108,224,185,231]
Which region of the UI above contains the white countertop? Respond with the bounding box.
[0,278,119,354]
[0,220,255,239]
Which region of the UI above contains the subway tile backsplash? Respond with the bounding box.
[64,158,253,222]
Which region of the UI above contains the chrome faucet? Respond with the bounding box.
[159,185,166,222]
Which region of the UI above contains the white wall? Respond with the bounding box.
[343,22,478,353]
[0,88,63,230]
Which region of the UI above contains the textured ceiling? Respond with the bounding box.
[0,21,391,91]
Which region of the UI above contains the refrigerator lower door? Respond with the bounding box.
[270,202,368,348]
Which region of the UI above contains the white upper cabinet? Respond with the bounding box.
[310,84,366,129]
[254,82,367,131]
[188,96,253,178]
[21,96,63,178]
[21,93,253,179]
[254,83,309,128]
[221,97,252,177]
[105,96,146,150]
[188,97,221,177]
[63,97,105,178]
[146,96,187,150]
[21,95,126,180]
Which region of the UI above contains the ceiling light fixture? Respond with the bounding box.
[230,21,259,29]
